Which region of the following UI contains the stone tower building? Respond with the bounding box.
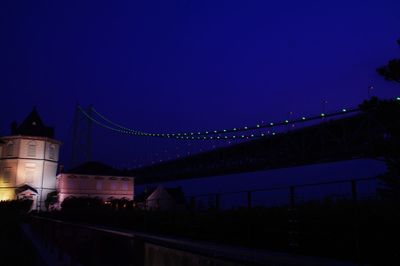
[0,108,61,210]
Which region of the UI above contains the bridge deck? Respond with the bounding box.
[133,112,389,184]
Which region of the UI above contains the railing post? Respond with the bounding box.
[290,186,296,209]
[190,196,196,210]
[247,191,252,209]
[351,180,357,202]
[351,180,360,263]
[215,194,220,210]
[288,186,299,253]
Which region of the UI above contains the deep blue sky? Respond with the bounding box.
[1,0,399,172]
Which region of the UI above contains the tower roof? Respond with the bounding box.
[11,107,54,138]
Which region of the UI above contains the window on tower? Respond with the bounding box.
[6,141,14,157]
[49,144,56,159]
[27,141,36,157]
[3,168,12,183]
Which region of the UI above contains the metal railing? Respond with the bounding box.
[139,176,378,211]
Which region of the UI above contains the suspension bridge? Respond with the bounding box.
[72,97,400,184]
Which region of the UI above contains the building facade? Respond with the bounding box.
[0,108,61,210]
[57,162,134,205]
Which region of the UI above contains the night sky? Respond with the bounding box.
[1,0,399,193]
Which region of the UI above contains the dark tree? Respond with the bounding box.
[61,196,103,211]
[375,39,400,197]
[377,39,400,83]
[45,191,58,211]
[360,97,400,199]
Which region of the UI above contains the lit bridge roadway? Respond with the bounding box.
[132,108,398,184]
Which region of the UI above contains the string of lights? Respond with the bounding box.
[80,106,275,140]
[80,96,400,140]
[80,105,361,140]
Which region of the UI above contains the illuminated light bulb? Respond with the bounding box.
[210,137,213,139]
[251,134,254,137]
[342,109,347,112]
[261,133,265,136]
[206,131,209,134]
[214,130,218,133]
[224,136,228,139]
[192,137,195,139]
[270,122,274,126]
[244,126,248,130]
[256,125,260,128]
[217,136,220,139]
[233,128,237,131]
[184,133,187,136]
[178,133,181,136]
[198,132,201,134]
[285,120,289,123]
[321,113,325,117]
[272,132,276,135]
[302,117,306,120]
[223,129,227,132]
[396,97,400,101]
[191,133,194,135]
[241,135,245,138]
[233,136,236,138]
[186,137,189,139]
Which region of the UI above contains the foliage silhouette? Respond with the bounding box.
[44,191,58,211]
[377,39,400,83]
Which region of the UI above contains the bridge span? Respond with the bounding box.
[133,108,393,184]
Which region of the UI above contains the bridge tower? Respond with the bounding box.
[71,104,93,167]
